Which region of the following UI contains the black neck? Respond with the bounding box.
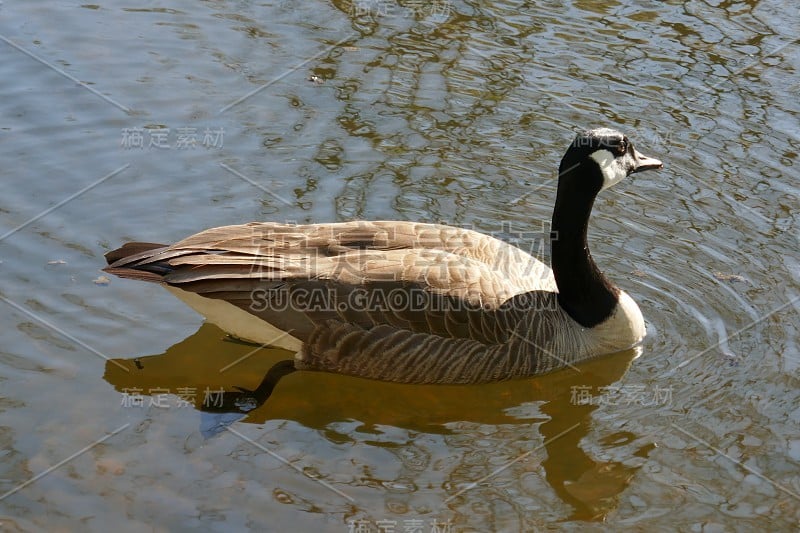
[550,165,619,327]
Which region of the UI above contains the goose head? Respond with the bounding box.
[559,128,663,193]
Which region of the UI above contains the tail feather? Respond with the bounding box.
[103,242,169,282]
[102,266,166,283]
[104,242,166,264]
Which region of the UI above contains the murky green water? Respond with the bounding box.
[1,0,798,530]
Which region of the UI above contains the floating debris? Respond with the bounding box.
[721,351,740,367]
[93,275,111,285]
[273,489,294,504]
[713,271,747,283]
[47,259,67,265]
[308,74,324,85]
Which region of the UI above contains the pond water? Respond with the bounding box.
[1,0,798,530]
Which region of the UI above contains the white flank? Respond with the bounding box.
[165,286,303,351]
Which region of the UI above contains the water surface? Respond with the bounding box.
[1,0,798,530]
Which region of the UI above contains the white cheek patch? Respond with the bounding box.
[590,150,628,191]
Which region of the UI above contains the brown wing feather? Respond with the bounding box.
[103,221,560,379]
[297,296,576,384]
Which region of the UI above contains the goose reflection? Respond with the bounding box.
[104,323,649,521]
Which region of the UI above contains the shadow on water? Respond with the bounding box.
[104,323,650,521]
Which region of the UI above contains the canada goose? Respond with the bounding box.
[104,128,662,384]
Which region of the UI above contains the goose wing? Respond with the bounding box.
[104,221,556,346]
[298,310,576,384]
